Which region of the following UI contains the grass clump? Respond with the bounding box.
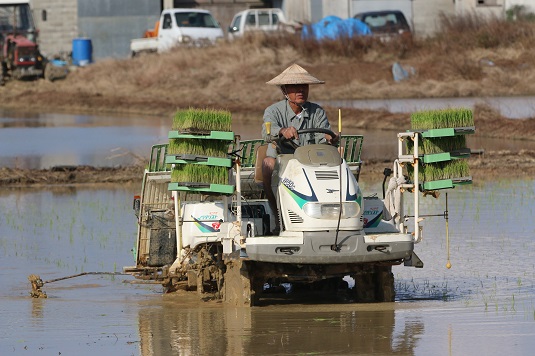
[408,160,470,182]
[171,164,229,185]
[172,108,232,133]
[410,108,474,130]
[168,139,229,158]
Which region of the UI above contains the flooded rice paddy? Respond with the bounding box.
[0,180,534,355]
[1,109,535,169]
[1,110,534,355]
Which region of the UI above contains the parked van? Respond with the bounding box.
[227,8,292,40]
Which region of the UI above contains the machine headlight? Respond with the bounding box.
[303,202,360,219]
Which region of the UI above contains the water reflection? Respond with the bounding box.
[322,95,535,119]
[0,111,171,169]
[2,110,535,169]
[137,300,424,355]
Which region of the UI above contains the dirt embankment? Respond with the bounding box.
[0,165,144,187]
[1,149,533,187]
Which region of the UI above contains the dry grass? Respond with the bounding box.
[2,14,535,130]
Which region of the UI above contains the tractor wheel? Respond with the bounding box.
[351,265,395,302]
[0,62,6,86]
[44,63,54,82]
[223,257,261,307]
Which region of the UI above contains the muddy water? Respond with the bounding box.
[0,181,534,355]
[1,110,535,169]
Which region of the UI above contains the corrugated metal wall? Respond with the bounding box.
[78,0,160,59]
[32,0,160,59]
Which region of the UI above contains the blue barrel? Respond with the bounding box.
[72,38,92,66]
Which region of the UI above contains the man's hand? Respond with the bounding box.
[280,127,298,140]
[325,133,339,145]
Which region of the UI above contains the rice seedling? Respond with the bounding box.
[408,135,468,155]
[171,164,229,185]
[406,108,473,183]
[168,138,229,158]
[172,108,232,133]
[168,108,233,186]
[410,108,474,130]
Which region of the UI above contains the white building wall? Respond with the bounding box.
[351,0,413,15]
[322,0,350,18]
[455,0,504,18]
[412,0,455,37]
[282,0,311,24]
[505,0,535,12]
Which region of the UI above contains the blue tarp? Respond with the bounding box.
[302,16,371,41]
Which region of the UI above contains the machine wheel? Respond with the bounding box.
[351,265,395,302]
[223,257,261,307]
[0,62,6,86]
[375,266,395,302]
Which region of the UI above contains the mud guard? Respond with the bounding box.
[404,251,424,268]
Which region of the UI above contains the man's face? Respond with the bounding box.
[283,84,309,105]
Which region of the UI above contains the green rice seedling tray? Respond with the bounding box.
[421,148,471,164]
[421,176,472,191]
[165,154,233,168]
[168,130,235,141]
[168,182,235,195]
[418,126,475,138]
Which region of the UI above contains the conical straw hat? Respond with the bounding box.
[266,63,325,85]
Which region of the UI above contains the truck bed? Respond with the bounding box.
[130,37,158,56]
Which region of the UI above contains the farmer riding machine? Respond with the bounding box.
[124,108,474,306]
[0,0,44,84]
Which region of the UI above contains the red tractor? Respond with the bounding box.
[0,0,44,85]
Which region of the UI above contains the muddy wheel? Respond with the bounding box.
[374,266,395,302]
[223,257,261,306]
[0,63,5,86]
[352,265,395,302]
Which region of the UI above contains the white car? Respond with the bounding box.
[227,8,294,40]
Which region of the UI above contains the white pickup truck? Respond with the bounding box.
[130,8,224,56]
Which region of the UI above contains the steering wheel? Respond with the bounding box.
[279,128,337,150]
